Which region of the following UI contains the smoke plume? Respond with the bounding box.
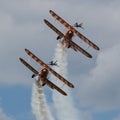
[31,82,54,120]
[51,43,80,120]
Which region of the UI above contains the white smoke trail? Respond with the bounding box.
[31,82,54,120]
[51,43,80,120]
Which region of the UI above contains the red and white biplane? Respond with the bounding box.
[19,49,74,96]
[44,10,100,58]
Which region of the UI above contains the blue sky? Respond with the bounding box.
[0,0,120,120]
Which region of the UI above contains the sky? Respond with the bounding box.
[0,0,120,120]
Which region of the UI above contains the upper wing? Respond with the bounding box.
[49,10,100,51]
[25,49,74,88]
[45,78,67,96]
[44,19,64,39]
[49,10,71,29]
[19,58,39,74]
[70,41,92,58]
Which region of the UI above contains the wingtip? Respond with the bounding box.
[25,48,27,52]
[62,91,67,96]
[70,84,74,88]
[72,85,75,88]
[89,54,92,58]
[19,57,22,61]
[97,47,100,51]
[86,52,92,58]
[25,48,30,54]
[49,10,52,12]
[94,45,100,51]
[64,93,67,96]
[19,57,23,63]
[49,10,54,14]
[44,19,47,23]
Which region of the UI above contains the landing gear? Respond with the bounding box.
[68,45,71,48]
[42,83,46,86]
[57,35,61,40]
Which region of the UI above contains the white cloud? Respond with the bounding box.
[0,108,13,120]
[0,0,120,120]
[0,0,57,86]
[113,114,120,120]
[75,43,120,111]
[0,0,120,93]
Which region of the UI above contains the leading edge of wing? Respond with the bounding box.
[46,79,67,96]
[19,58,39,74]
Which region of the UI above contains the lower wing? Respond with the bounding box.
[70,41,92,58]
[46,79,67,96]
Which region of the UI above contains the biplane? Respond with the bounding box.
[44,10,100,58]
[19,49,74,96]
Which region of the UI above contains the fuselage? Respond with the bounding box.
[63,29,74,47]
[36,67,49,86]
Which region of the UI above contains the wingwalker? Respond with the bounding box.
[19,49,74,96]
[44,10,100,58]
